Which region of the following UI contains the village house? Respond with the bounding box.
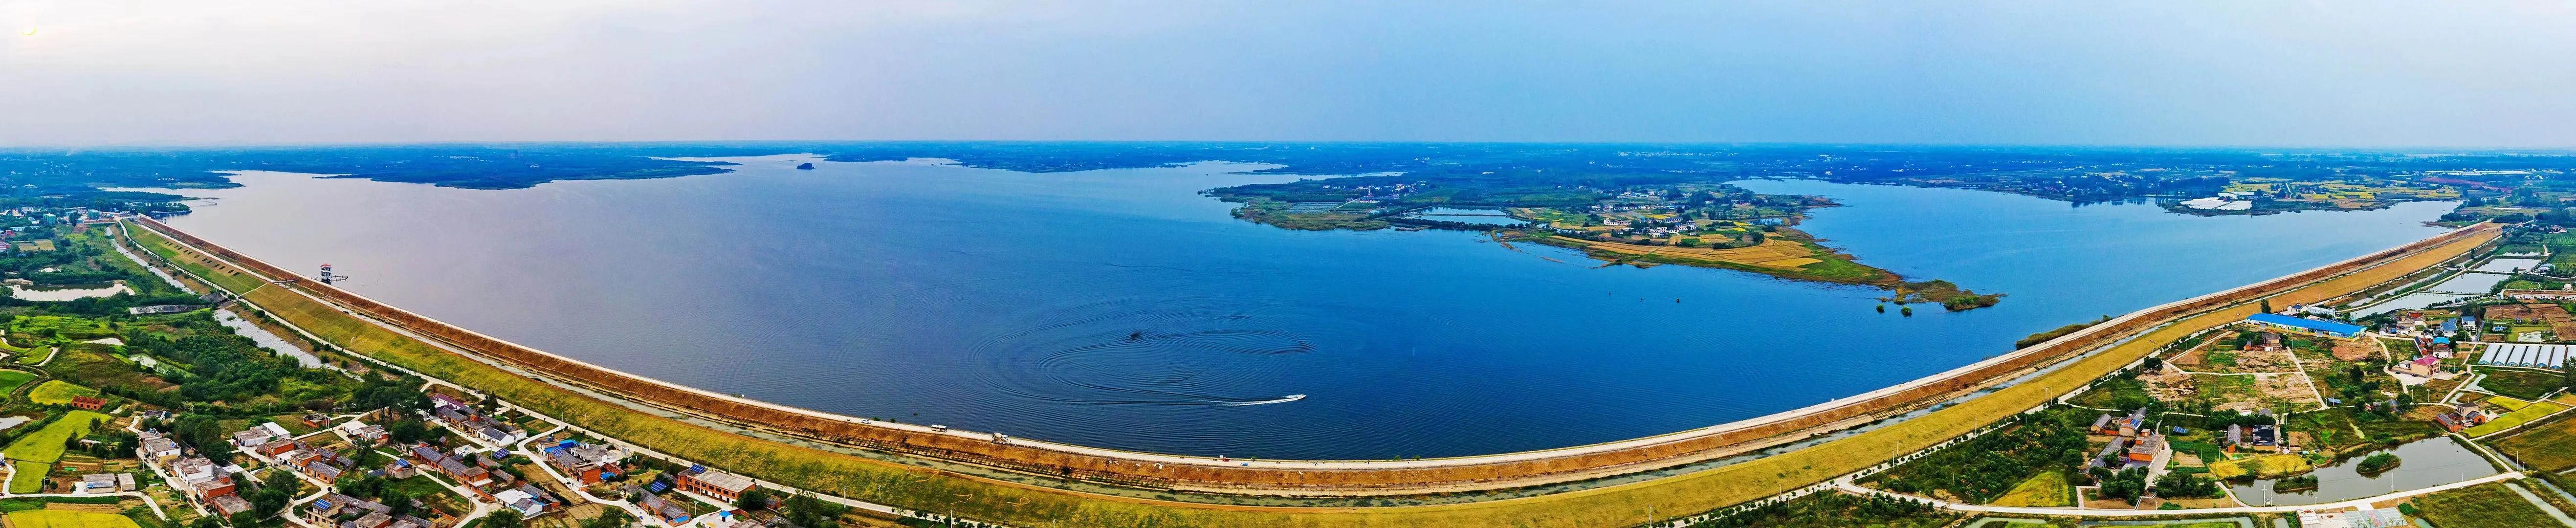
[410,445,494,488]
[260,438,302,458]
[541,440,622,484]
[2249,332,2286,352]
[2403,355,2443,376]
[635,491,691,525]
[231,428,278,451]
[2091,437,2128,468]
[340,421,390,445]
[2125,435,2165,463]
[384,459,418,479]
[676,466,758,502]
[494,487,547,518]
[69,396,106,411]
[79,473,117,492]
[2118,408,2148,437]
[139,433,182,463]
[209,495,253,517]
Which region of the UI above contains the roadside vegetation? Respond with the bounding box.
[1860,408,2090,505]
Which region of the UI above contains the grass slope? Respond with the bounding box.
[161,221,2494,528]
[121,226,266,294]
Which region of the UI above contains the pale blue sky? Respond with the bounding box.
[4,1,2573,147]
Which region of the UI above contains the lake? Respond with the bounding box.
[133,155,2456,459]
[2225,437,2501,506]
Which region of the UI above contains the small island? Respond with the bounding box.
[1208,176,2004,310]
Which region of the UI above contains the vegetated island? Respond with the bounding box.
[1207,176,2006,310]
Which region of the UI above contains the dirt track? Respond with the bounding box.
[126,217,2498,493]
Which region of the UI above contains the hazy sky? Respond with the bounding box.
[5,1,2574,148]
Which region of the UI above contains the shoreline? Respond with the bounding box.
[110,216,2501,527]
[106,218,2493,486]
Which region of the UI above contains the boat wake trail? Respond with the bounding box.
[1218,395,1306,406]
[966,298,1318,409]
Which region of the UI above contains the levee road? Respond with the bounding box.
[117,217,2496,528]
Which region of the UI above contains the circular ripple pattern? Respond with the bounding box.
[968,297,1316,407]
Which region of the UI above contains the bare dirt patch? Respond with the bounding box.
[2331,339,2378,362]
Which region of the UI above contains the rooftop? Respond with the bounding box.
[2246,313,2368,335]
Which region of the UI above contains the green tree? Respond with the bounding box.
[734,486,771,510]
[252,485,292,518]
[579,509,635,528]
[485,510,525,528]
[784,493,847,528]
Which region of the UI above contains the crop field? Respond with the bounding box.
[4,411,110,464]
[1985,472,2072,507]
[3,410,110,493]
[2476,369,2562,401]
[0,371,39,398]
[25,382,96,406]
[2492,415,2576,472]
[2466,400,2569,438]
[4,509,140,528]
[2411,483,2562,528]
[148,220,2497,527]
[2208,454,2310,480]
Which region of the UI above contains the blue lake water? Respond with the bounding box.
[139,155,2456,459]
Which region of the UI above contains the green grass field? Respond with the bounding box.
[2412,483,2562,528]
[3,410,110,466]
[2498,416,2576,472]
[1985,472,2072,507]
[25,381,96,406]
[156,220,2498,528]
[4,509,141,528]
[0,371,40,398]
[0,409,109,494]
[2479,369,2564,401]
[4,461,49,495]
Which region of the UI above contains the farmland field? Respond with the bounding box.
[0,371,39,398]
[3,411,110,464]
[4,509,141,528]
[2466,400,2569,438]
[2411,483,2563,528]
[1,410,108,493]
[1985,472,2072,507]
[2478,369,2563,401]
[2492,415,2576,472]
[25,382,97,406]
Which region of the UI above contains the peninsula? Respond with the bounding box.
[1208,177,2006,310]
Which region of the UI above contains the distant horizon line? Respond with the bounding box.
[7,139,2576,154]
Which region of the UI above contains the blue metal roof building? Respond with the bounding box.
[2246,313,2367,338]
